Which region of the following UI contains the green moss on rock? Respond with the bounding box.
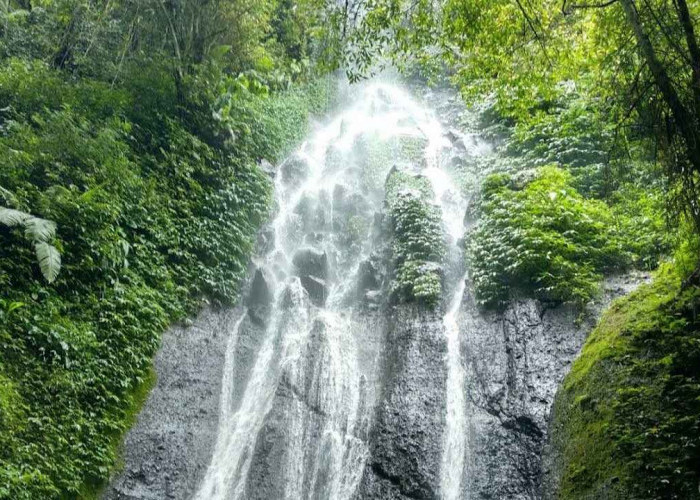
[548,261,700,499]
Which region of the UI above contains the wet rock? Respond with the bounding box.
[280,280,307,309]
[300,275,327,306]
[445,128,466,150]
[102,307,244,500]
[293,248,328,280]
[247,267,273,326]
[357,307,447,500]
[357,258,381,293]
[459,273,649,500]
[333,184,347,206]
[256,224,275,257]
[280,155,310,189]
[364,290,382,310]
[304,232,324,245]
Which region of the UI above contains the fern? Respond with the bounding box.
[0,207,31,227]
[34,242,61,283]
[24,217,57,243]
[0,206,61,283]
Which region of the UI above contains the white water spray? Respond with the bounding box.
[194,80,486,500]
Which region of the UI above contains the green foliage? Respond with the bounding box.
[550,249,700,499]
[385,169,445,306]
[467,166,630,308]
[0,55,331,500]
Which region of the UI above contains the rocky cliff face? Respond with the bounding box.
[103,273,645,500]
[355,307,447,500]
[458,274,647,500]
[103,306,244,500]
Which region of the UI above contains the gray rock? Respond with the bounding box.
[300,275,327,306]
[280,155,310,189]
[357,258,381,293]
[293,248,329,280]
[247,267,273,326]
[101,306,245,500]
[356,307,447,500]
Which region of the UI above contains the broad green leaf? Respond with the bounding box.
[25,217,57,243]
[34,242,61,283]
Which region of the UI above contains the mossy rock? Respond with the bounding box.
[547,263,700,499]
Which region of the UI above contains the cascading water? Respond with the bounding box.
[193,80,490,500]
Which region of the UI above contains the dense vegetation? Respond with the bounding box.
[468,166,629,308]
[0,0,333,497]
[2,0,699,497]
[326,0,700,496]
[385,168,445,307]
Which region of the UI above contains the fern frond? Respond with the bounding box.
[35,242,61,283]
[24,217,57,243]
[0,187,18,206]
[0,207,31,227]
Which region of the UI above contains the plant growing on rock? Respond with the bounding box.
[385,169,445,307]
[467,166,629,308]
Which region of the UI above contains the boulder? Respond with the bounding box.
[357,258,381,293]
[280,155,310,189]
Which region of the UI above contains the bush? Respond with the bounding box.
[467,166,629,308]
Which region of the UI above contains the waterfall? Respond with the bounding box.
[420,111,472,500]
[193,80,489,500]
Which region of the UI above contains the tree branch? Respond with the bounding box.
[674,0,700,117]
[620,0,700,171]
[515,0,553,68]
[563,0,618,14]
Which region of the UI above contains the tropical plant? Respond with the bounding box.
[0,207,61,283]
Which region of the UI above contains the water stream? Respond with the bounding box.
[193,80,489,500]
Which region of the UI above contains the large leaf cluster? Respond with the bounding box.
[385,170,445,307]
[467,166,629,308]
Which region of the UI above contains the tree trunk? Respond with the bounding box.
[674,0,700,119]
[620,0,700,173]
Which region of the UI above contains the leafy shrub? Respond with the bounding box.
[467,166,629,308]
[610,182,673,270]
[549,247,700,499]
[385,169,445,307]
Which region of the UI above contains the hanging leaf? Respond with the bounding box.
[24,217,57,243]
[0,207,32,227]
[34,242,61,283]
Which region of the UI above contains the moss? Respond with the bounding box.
[550,261,700,499]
